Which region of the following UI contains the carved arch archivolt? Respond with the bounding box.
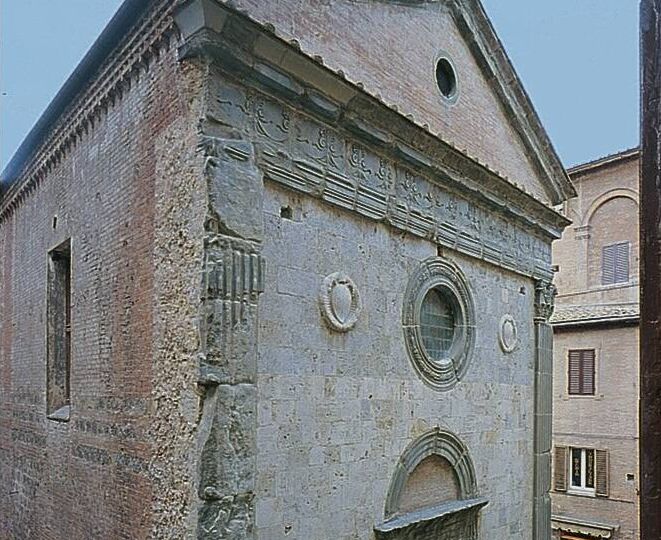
[384,427,477,518]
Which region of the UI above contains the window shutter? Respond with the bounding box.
[615,242,630,283]
[602,245,615,285]
[595,449,609,497]
[554,446,568,492]
[582,350,595,395]
[568,351,582,395]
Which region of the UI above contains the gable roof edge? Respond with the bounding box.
[0,0,152,196]
[453,0,576,203]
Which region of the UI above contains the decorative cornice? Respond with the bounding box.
[173,0,570,244]
[198,83,557,280]
[181,0,575,206]
[567,146,640,176]
[0,0,176,220]
[175,0,574,221]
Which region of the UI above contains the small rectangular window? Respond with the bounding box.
[562,446,609,497]
[602,241,629,285]
[570,447,594,491]
[47,239,71,420]
[568,349,595,396]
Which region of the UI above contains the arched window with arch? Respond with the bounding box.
[376,428,487,540]
[586,195,639,287]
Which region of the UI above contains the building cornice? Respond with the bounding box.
[199,0,575,206]
[0,0,176,219]
[452,0,576,203]
[174,0,570,244]
[568,146,640,177]
[551,302,640,329]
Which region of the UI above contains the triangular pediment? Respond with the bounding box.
[218,0,574,205]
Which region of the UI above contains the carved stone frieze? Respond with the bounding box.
[319,272,362,332]
[206,75,554,281]
[199,235,265,386]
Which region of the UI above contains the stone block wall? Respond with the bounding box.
[253,181,538,539]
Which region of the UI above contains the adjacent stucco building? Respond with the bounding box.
[550,148,640,540]
[0,1,574,539]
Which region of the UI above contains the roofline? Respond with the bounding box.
[1,0,575,211]
[552,315,639,329]
[0,0,150,194]
[463,0,576,202]
[567,146,640,176]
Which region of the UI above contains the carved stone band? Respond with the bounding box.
[499,314,518,353]
[319,272,362,332]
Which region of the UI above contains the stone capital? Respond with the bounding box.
[534,279,557,322]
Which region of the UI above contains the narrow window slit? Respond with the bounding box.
[47,239,71,421]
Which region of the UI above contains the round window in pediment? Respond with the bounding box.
[435,55,458,102]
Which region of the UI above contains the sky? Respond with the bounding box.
[0,1,640,171]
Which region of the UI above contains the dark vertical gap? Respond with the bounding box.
[578,352,584,395]
[640,0,661,535]
[64,247,71,407]
[47,238,71,420]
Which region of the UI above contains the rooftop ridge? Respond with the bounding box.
[568,146,640,175]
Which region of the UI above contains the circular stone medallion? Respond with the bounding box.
[319,272,361,332]
[499,314,518,353]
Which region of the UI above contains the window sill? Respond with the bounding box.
[566,488,596,498]
[589,281,638,293]
[562,393,604,402]
[47,404,71,422]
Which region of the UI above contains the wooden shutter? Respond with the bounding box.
[568,351,582,394]
[554,446,568,492]
[614,242,630,283]
[582,349,595,395]
[602,244,615,284]
[595,449,609,497]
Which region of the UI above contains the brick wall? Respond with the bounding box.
[553,155,639,305]
[0,27,204,539]
[551,152,640,540]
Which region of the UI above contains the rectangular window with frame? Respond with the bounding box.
[554,445,609,497]
[568,349,595,395]
[602,241,630,285]
[47,239,71,420]
[571,447,595,491]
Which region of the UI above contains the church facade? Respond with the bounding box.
[0,1,574,539]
